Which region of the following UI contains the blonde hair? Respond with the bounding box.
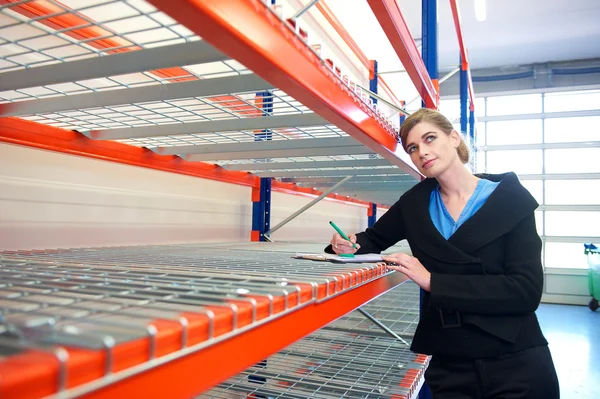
[399,108,469,164]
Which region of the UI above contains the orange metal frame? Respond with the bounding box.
[146,0,422,179]
[0,117,258,187]
[0,265,407,399]
[0,0,399,207]
[449,0,476,112]
[0,0,259,116]
[366,0,438,109]
[315,2,404,108]
[0,117,375,207]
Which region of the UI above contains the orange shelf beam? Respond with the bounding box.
[449,0,475,111]
[366,0,438,109]
[0,117,375,207]
[147,0,420,179]
[0,269,407,399]
[315,1,404,109]
[78,273,408,399]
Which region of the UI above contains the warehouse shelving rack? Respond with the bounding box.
[0,0,477,398]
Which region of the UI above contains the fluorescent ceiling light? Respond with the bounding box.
[475,0,487,22]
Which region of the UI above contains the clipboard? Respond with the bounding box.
[292,253,384,264]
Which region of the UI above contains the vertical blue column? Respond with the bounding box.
[368,203,377,228]
[422,0,438,109]
[400,100,406,126]
[369,60,378,105]
[252,91,273,242]
[459,56,468,134]
[420,1,437,398]
[369,60,380,157]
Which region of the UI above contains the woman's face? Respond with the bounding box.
[404,121,461,178]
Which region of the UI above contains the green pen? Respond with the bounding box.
[329,221,358,249]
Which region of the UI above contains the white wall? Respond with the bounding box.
[270,191,368,242]
[0,142,371,250]
[0,142,253,250]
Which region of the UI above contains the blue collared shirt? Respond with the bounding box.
[429,179,500,240]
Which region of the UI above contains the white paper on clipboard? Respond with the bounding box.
[293,253,384,264]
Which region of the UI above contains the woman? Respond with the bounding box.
[327,108,559,398]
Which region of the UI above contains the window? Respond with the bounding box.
[546,180,600,205]
[439,99,460,122]
[486,150,543,174]
[438,98,485,124]
[545,211,600,237]
[545,148,600,174]
[535,210,544,237]
[545,242,589,269]
[475,151,486,173]
[544,116,600,143]
[474,122,485,146]
[486,94,542,116]
[544,90,600,113]
[520,180,544,204]
[486,119,542,145]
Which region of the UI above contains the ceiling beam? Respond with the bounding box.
[223,158,391,171]
[87,113,325,140]
[257,167,410,178]
[3,74,272,117]
[160,137,373,161]
[0,40,227,91]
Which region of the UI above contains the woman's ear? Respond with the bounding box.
[449,130,461,148]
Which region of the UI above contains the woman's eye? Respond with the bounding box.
[408,146,416,154]
[426,135,435,143]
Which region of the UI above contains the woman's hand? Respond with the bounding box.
[382,253,431,292]
[330,233,360,255]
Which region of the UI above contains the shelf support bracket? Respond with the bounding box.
[263,176,353,240]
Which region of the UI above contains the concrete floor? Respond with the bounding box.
[536,303,600,399]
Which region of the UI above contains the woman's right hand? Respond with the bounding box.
[330,233,360,255]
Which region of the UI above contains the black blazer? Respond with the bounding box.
[327,172,548,358]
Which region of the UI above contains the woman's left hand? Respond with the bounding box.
[382,253,431,292]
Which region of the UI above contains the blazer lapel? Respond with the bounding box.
[449,173,539,253]
[402,178,481,265]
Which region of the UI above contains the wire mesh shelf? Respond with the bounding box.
[200,283,426,399]
[0,0,401,143]
[0,244,412,398]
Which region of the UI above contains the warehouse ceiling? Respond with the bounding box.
[328,0,600,71]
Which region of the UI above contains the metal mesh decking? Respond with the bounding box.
[0,243,414,398]
[200,282,426,399]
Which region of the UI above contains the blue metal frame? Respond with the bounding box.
[399,100,406,126]
[421,0,438,109]
[459,56,469,134]
[469,107,475,143]
[369,60,379,105]
[420,1,437,398]
[368,203,377,228]
[251,90,273,242]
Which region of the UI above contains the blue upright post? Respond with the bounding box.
[369,60,380,157]
[460,56,468,134]
[368,203,377,228]
[469,105,475,143]
[420,1,437,398]
[400,100,406,126]
[251,91,273,242]
[422,0,438,109]
[369,60,378,105]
